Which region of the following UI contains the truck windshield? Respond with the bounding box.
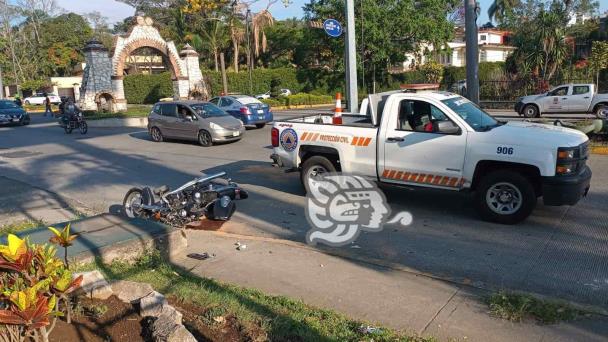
[441,97,500,132]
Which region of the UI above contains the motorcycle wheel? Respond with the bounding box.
[123,188,145,218]
[79,121,88,134]
[64,125,73,134]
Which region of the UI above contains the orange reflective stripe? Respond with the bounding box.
[395,171,403,180]
[387,170,397,179]
[312,133,320,141]
[448,178,459,187]
[357,138,365,146]
[301,132,309,141]
[424,175,434,183]
[440,177,450,185]
[351,137,359,145]
[416,174,426,182]
[363,138,372,146]
[382,170,390,178]
[432,176,442,185]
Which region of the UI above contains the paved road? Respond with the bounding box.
[1,113,608,314]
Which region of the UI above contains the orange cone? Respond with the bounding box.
[332,92,343,125]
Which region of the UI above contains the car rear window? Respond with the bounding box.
[233,96,262,105]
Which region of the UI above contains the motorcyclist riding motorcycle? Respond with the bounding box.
[61,99,80,126]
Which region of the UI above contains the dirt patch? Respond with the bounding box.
[167,296,264,342]
[50,296,144,342]
[186,218,226,231]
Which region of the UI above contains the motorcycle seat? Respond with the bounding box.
[154,185,169,195]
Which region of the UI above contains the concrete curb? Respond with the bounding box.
[86,117,148,128]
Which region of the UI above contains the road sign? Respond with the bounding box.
[323,19,343,38]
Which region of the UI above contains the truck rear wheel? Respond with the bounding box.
[475,170,536,224]
[595,105,607,119]
[301,156,337,193]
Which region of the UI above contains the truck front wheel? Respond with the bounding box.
[522,104,539,118]
[301,156,337,193]
[475,170,536,224]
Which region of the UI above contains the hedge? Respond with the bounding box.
[206,68,302,96]
[260,93,334,107]
[124,72,174,104]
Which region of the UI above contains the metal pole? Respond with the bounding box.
[345,0,358,112]
[0,66,4,98]
[465,0,479,104]
[246,9,253,95]
[220,52,228,95]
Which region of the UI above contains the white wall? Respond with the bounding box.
[478,32,503,44]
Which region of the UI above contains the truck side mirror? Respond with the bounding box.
[435,121,461,135]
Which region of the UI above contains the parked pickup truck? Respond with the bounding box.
[515,83,608,118]
[271,90,592,224]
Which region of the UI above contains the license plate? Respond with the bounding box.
[233,131,240,137]
[257,110,264,114]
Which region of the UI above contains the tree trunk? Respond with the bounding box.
[214,49,219,72]
[233,40,239,73]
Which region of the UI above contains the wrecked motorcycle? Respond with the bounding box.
[122,172,248,226]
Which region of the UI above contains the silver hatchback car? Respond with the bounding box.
[148,101,245,146]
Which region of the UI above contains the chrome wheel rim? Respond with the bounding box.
[598,108,607,119]
[152,128,161,141]
[199,132,211,145]
[124,192,143,218]
[307,165,328,181]
[486,182,522,215]
[525,107,536,117]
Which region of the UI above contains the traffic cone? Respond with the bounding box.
[332,92,343,125]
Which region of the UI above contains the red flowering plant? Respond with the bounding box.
[0,229,82,342]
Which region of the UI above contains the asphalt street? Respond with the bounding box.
[1,112,607,313]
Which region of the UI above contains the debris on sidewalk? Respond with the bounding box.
[358,325,382,335]
[187,252,214,260]
[235,242,247,251]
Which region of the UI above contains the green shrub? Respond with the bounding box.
[206,68,302,96]
[124,72,174,104]
[442,62,506,88]
[261,98,286,107]
[286,93,334,106]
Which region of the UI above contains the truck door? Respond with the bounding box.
[568,85,592,113]
[541,86,569,113]
[380,98,468,189]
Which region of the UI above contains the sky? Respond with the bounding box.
[54,0,608,27]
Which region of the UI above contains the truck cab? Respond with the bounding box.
[272,89,592,224]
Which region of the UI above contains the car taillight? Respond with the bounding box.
[271,128,279,147]
[240,107,251,115]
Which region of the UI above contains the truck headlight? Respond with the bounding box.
[556,147,579,175]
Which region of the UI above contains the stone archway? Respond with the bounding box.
[78,16,206,112]
[95,92,115,113]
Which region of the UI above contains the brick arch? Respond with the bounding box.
[113,38,183,79]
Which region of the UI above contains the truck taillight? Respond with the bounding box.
[271,128,279,147]
[240,107,251,115]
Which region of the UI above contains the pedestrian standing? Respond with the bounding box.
[44,93,52,117]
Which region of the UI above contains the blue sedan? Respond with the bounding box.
[210,95,273,128]
[0,100,30,126]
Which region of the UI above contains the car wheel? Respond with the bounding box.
[198,130,213,147]
[150,127,163,142]
[255,123,266,129]
[522,104,539,118]
[24,100,30,106]
[595,105,607,119]
[300,156,337,194]
[475,170,536,225]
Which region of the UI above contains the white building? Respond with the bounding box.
[398,29,515,71]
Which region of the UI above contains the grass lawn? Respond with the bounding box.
[84,104,152,120]
[77,252,433,342]
[487,291,586,324]
[0,219,45,235]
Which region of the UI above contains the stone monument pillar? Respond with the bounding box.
[79,39,117,111]
[179,44,208,99]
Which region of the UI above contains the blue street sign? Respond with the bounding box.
[323,19,343,38]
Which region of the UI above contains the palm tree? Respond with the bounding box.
[198,20,228,71]
[487,0,521,24]
[252,10,274,58]
[230,22,244,72]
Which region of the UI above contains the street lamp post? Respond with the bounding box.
[345,0,358,112]
[246,9,253,95]
[465,0,480,104]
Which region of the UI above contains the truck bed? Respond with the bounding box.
[278,113,375,128]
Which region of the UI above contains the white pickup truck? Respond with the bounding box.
[515,83,608,118]
[271,90,592,224]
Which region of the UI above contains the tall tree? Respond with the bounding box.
[488,0,521,24]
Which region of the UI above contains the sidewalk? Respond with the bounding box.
[175,230,608,342]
